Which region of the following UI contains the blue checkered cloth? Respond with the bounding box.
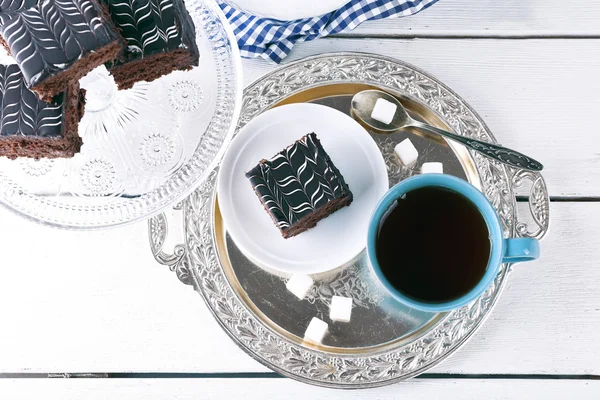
[218,0,439,63]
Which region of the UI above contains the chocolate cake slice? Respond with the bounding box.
[101,0,199,90]
[0,64,85,159]
[246,133,353,239]
[0,0,123,102]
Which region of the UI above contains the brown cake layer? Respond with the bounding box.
[280,193,353,239]
[0,0,124,102]
[101,0,199,90]
[31,41,122,103]
[0,82,85,160]
[109,49,198,90]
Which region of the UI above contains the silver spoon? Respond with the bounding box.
[351,90,543,172]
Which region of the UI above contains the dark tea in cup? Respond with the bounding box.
[375,186,490,303]
[367,174,539,312]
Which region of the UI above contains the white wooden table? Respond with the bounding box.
[1,1,599,398]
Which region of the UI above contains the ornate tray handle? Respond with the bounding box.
[512,170,550,240]
[148,206,193,286]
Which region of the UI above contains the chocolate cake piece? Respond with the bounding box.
[246,133,353,239]
[0,0,123,102]
[101,0,199,90]
[0,64,85,159]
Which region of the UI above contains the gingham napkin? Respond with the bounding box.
[218,0,439,63]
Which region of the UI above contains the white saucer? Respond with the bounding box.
[218,103,388,275]
[225,0,349,20]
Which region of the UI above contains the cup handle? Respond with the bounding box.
[502,238,540,264]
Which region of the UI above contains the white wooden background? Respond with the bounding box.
[1,0,599,397]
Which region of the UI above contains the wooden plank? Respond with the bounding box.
[0,201,597,374]
[243,38,600,196]
[434,201,600,374]
[0,378,599,399]
[342,0,600,37]
[0,208,265,374]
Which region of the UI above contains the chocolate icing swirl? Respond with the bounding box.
[0,64,64,137]
[0,0,37,24]
[0,0,118,87]
[246,133,350,230]
[101,0,198,66]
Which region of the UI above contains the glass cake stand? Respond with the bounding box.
[0,0,243,229]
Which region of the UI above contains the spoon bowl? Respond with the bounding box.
[351,89,543,172]
[351,90,413,133]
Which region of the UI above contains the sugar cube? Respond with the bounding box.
[329,295,353,323]
[286,274,313,300]
[420,162,444,174]
[371,98,397,125]
[304,317,328,344]
[394,138,419,165]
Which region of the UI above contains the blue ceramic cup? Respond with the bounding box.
[366,174,540,312]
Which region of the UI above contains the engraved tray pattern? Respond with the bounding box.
[149,53,550,388]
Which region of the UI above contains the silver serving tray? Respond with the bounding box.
[148,53,550,388]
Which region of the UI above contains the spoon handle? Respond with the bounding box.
[410,121,543,172]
